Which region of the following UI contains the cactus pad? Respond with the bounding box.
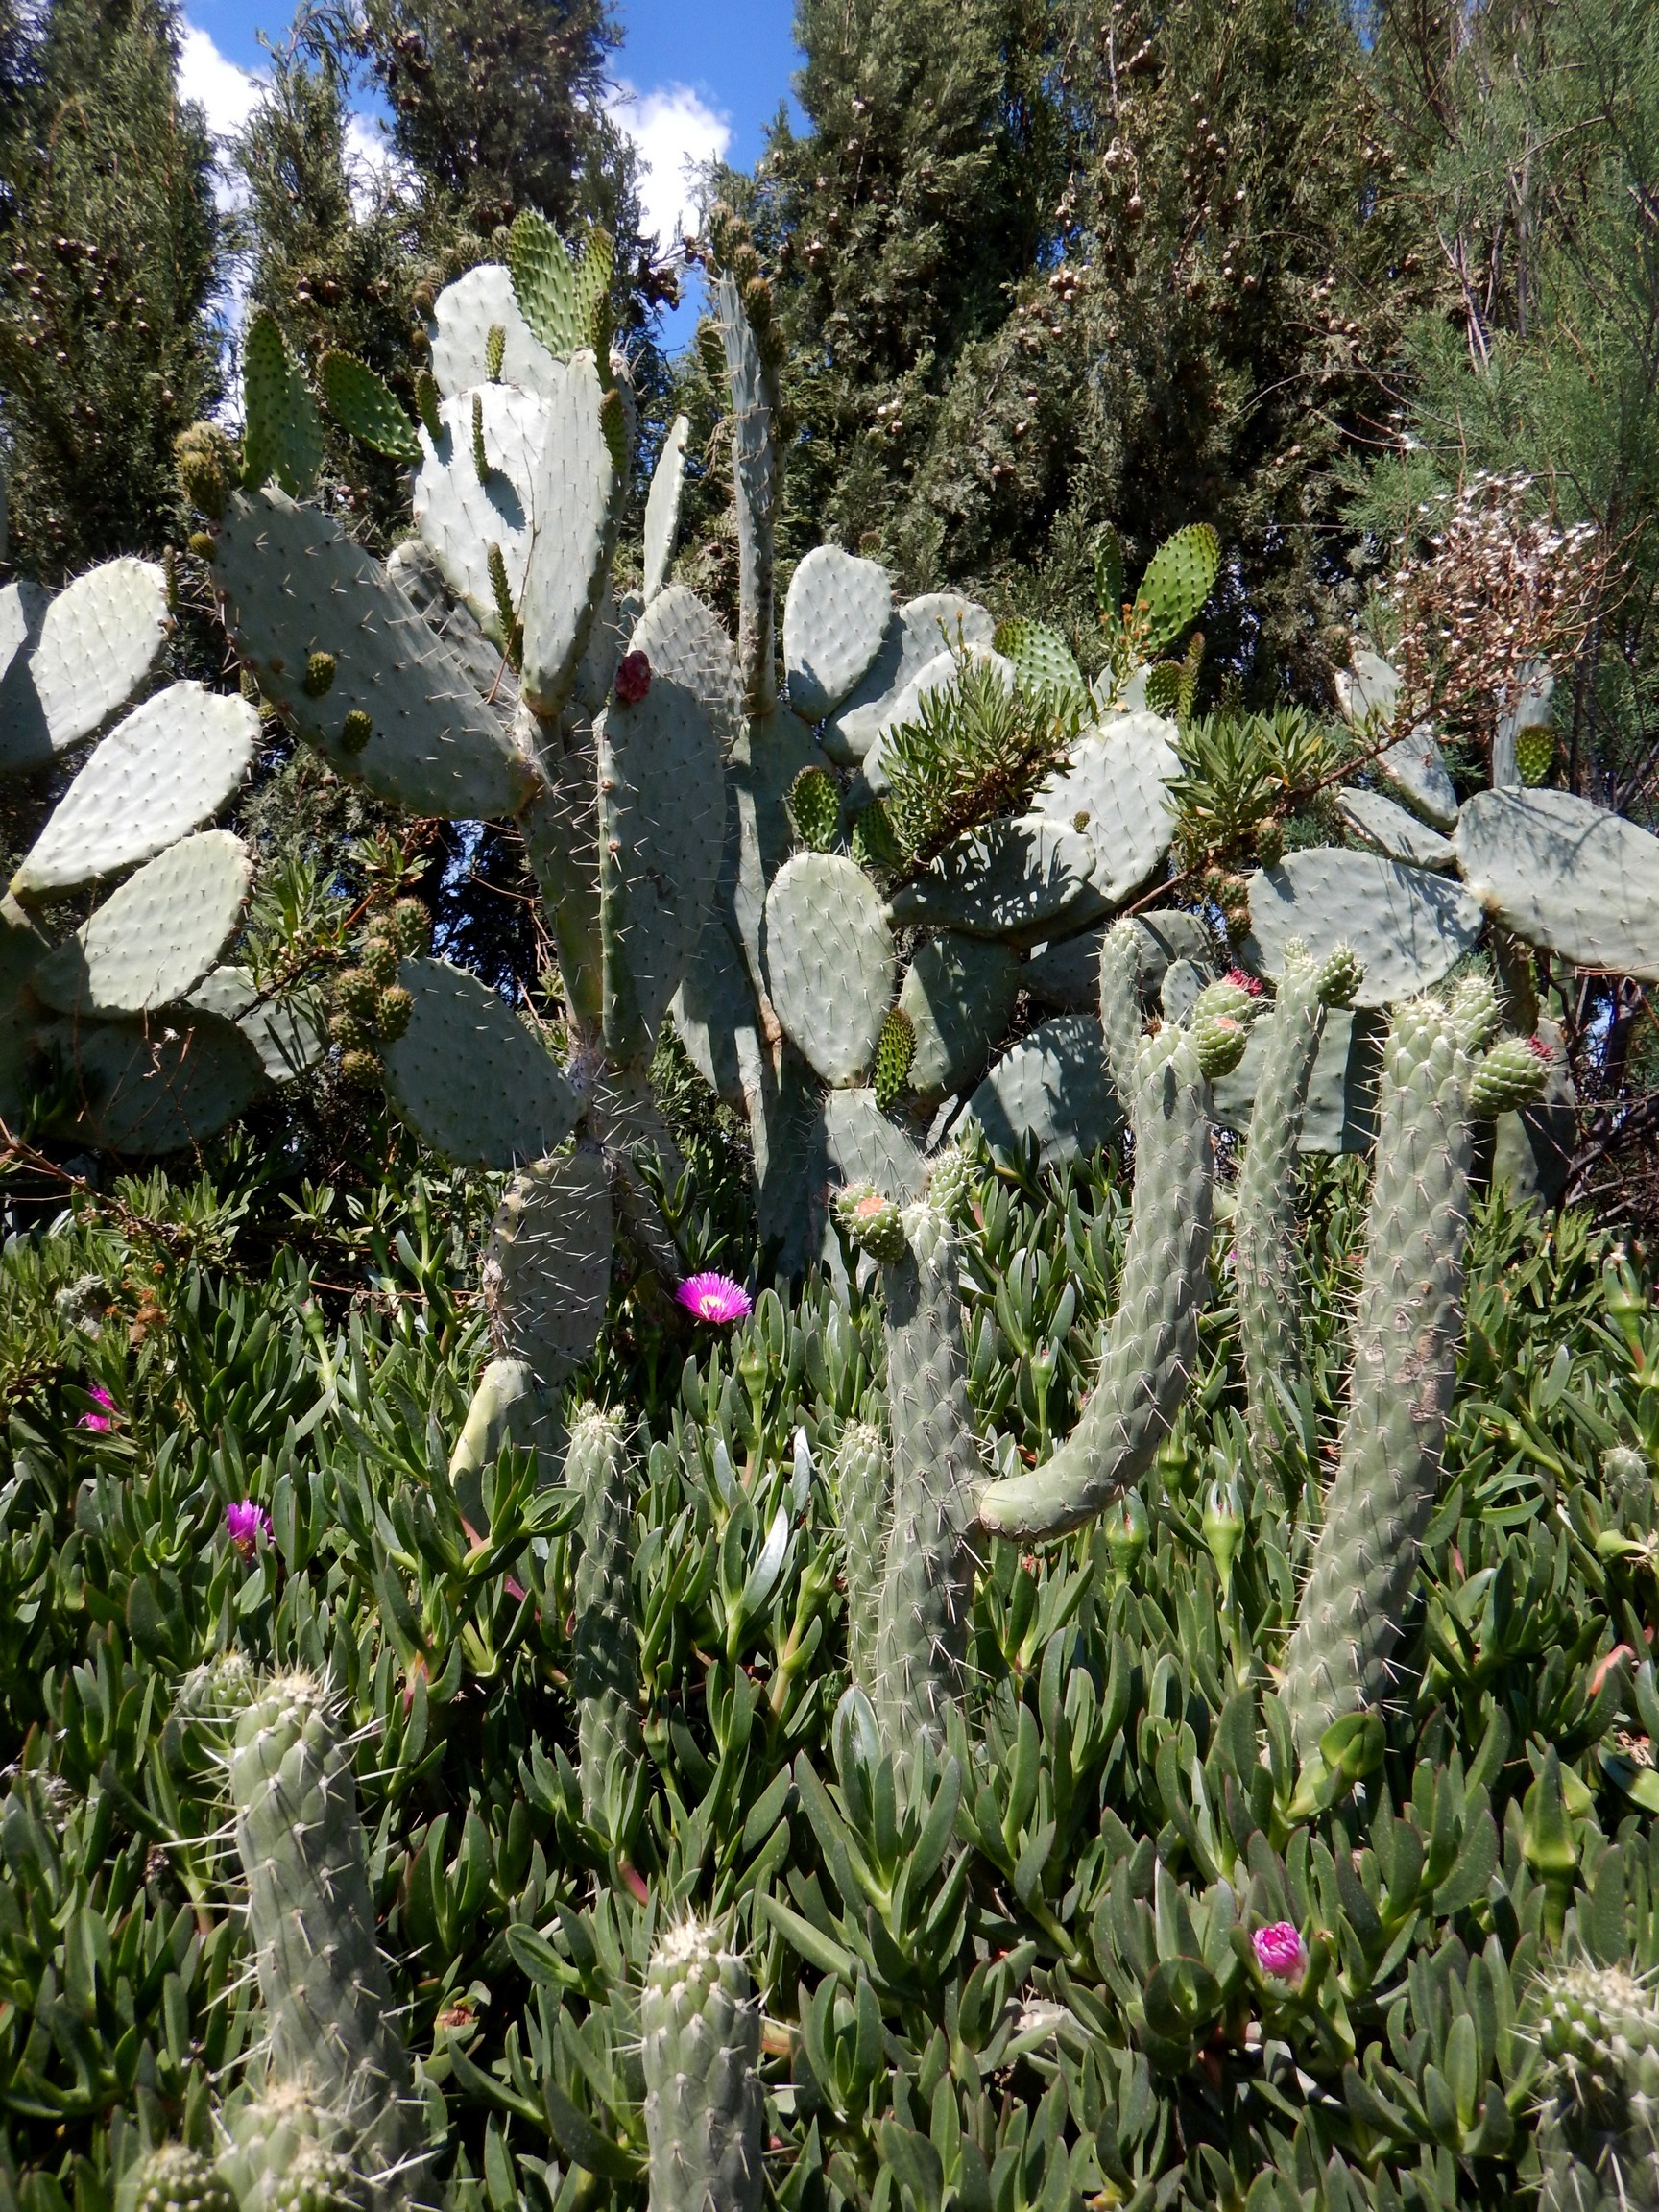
[380,957,580,1168]
[898,932,1019,1101]
[863,645,1013,792]
[823,1086,927,1207]
[188,965,328,1083]
[0,905,46,1127]
[318,352,420,462]
[887,816,1105,944]
[1336,786,1456,869]
[641,413,689,604]
[1134,524,1220,652]
[48,1007,266,1154]
[1334,646,1400,729]
[783,545,893,720]
[1212,1004,1385,1156]
[241,311,325,498]
[1377,728,1459,830]
[762,852,895,1085]
[714,273,778,715]
[834,1425,888,1690]
[411,384,546,643]
[967,1013,1123,1167]
[212,490,538,818]
[517,355,617,718]
[11,682,259,901]
[567,1404,640,1824]
[507,211,612,360]
[484,1144,612,1383]
[786,764,841,853]
[824,592,997,763]
[670,918,758,1111]
[1030,712,1180,903]
[629,585,745,758]
[0,556,168,768]
[1244,849,1482,1005]
[33,831,252,1016]
[642,1918,765,2212]
[1455,787,1659,980]
[993,617,1085,703]
[428,262,556,399]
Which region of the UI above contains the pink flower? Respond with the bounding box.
[79,1385,115,1431]
[614,651,652,706]
[227,1501,273,1557]
[1253,1921,1308,1981]
[1226,967,1264,996]
[676,1272,753,1325]
[1526,1034,1555,1064]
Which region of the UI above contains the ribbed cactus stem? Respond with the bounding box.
[1281,998,1476,1752]
[1097,917,1144,1103]
[1532,1964,1659,2212]
[833,1422,888,1692]
[133,2145,234,2212]
[567,1405,641,1828]
[228,1673,422,2204]
[217,2087,361,2212]
[872,1200,984,1773]
[975,1025,1215,1541]
[641,1917,764,2212]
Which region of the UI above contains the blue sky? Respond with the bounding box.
[177,0,804,345]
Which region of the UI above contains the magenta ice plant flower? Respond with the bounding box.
[676,1272,753,1325]
[1253,1921,1308,1981]
[227,1500,273,1557]
[79,1385,115,1431]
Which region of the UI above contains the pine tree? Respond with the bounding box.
[0,0,222,576]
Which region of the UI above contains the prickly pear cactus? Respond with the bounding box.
[641,1918,765,2212]
[567,1405,641,1830]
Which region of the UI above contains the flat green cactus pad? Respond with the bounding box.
[484,1142,612,1384]
[823,592,997,763]
[212,489,538,820]
[428,263,556,399]
[412,383,548,643]
[1244,849,1482,1005]
[319,352,421,462]
[641,415,689,605]
[0,903,47,1127]
[1211,1002,1385,1154]
[573,578,641,717]
[48,1007,265,1153]
[33,831,252,1017]
[1025,910,1214,1013]
[1135,523,1220,652]
[629,586,745,757]
[1030,711,1180,903]
[899,932,1020,1102]
[1377,727,1458,830]
[887,817,1106,944]
[12,682,259,901]
[670,916,758,1111]
[241,309,325,498]
[596,669,726,1062]
[1336,786,1456,869]
[823,1086,926,1205]
[1334,647,1401,729]
[517,354,616,718]
[762,851,895,1086]
[784,546,893,721]
[1455,787,1659,979]
[967,1013,1124,1167]
[188,965,329,1083]
[732,709,828,991]
[0,557,168,770]
[993,618,1086,704]
[385,538,516,722]
[508,211,613,360]
[381,956,582,1168]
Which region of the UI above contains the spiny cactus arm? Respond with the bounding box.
[567,1406,641,1829]
[1281,999,1476,1752]
[975,1025,1215,1541]
[833,1423,888,1694]
[641,1917,765,2212]
[713,272,777,718]
[1097,917,1146,1103]
[449,1356,564,1528]
[216,2088,363,2212]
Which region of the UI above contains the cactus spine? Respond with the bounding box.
[833,1423,888,1695]
[567,1405,640,1827]
[641,1917,765,2212]
[1531,1964,1659,2212]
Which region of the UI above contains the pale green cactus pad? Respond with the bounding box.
[385,538,516,721]
[33,831,252,1017]
[0,556,168,769]
[517,354,616,717]
[1455,787,1659,980]
[714,272,777,714]
[595,670,725,1063]
[783,545,893,720]
[1244,849,1482,1005]
[887,817,1105,944]
[863,645,1012,793]
[641,414,689,604]
[212,490,539,818]
[967,1013,1123,1166]
[188,965,329,1083]
[732,709,828,991]
[629,585,746,757]
[1377,727,1458,830]
[993,618,1085,702]
[1030,711,1180,903]
[427,262,556,399]
[1212,1003,1385,1155]
[381,957,581,1168]
[1333,646,1400,727]
[824,592,997,763]
[899,932,1020,1101]
[483,1142,613,1385]
[411,384,547,641]
[762,852,895,1086]
[1336,786,1456,870]
[0,579,48,768]
[0,577,45,685]
[670,917,758,1111]
[12,682,260,901]
[1159,955,1212,1024]
[573,578,641,718]
[0,903,47,1126]
[823,1086,927,1206]
[1024,913,1213,1014]
[48,1007,266,1152]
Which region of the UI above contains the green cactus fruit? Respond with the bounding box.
[359,934,399,987]
[642,1917,764,2212]
[470,392,488,481]
[833,1423,887,1691]
[335,969,378,1021]
[328,1009,369,1052]
[1606,1444,1650,1496]
[873,1007,916,1110]
[1191,972,1262,1029]
[851,798,902,874]
[188,530,217,562]
[1282,997,1479,1750]
[340,710,373,754]
[1471,1033,1552,1118]
[302,651,336,699]
[873,1200,983,1770]
[1193,1010,1249,1078]
[390,898,431,956]
[1316,942,1363,1008]
[926,1142,975,1224]
[414,370,442,444]
[133,2145,236,2212]
[175,421,236,519]
[1105,1491,1150,1584]
[228,1672,421,2195]
[241,310,324,499]
[1449,971,1503,1053]
[374,986,413,1042]
[567,1406,641,1829]
[1516,723,1557,786]
[976,1025,1214,1540]
[484,323,506,381]
[1134,523,1220,655]
[787,763,841,853]
[835,1182,908,1264]
[338,1047,382,1089]
[318,353,421,463]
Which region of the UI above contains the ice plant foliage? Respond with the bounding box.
[676,1272,754,1325]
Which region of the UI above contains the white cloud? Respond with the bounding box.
[607,81,731,252]
[177,21,265,196]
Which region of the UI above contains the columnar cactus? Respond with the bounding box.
[1530,1964,1659,2212]
[640,1917,765,2212]
[567,1404,641,1829]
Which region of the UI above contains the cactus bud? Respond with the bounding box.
[335,967,378,1021]
[614,650,651,706]
[486,541,516,645]
[1201,1477,1244,1599]
[1105,1491,1150,1583]
[132,2146,235,2212]
[414,369,442,444]
[174,420,235,518]
[340,709,373,753]
[1471,1033,1551,1117]
[470,392,488,480]
[187,529,217,563]
[338,1046,382,1089]
[851,799,901,873]
[391,897,431,955]
[1193,972,1262,1028]
[1252,814,1286,867]
[1316,942,1363,1008]
[834,1184,908,1265]
[359,933,399,987]
[873,1008,916,1111]
[926,1142,974,1224]
[375,986,413,1042]
[1449,972,1503,1053]
[302,651,336,699]
[599,384,627,475]
[1605,1443,1650,1497]
[1193,1010,1249,1078]
[484,322,506,381]
[328,1008,369,1051]
[787,765,840,854]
